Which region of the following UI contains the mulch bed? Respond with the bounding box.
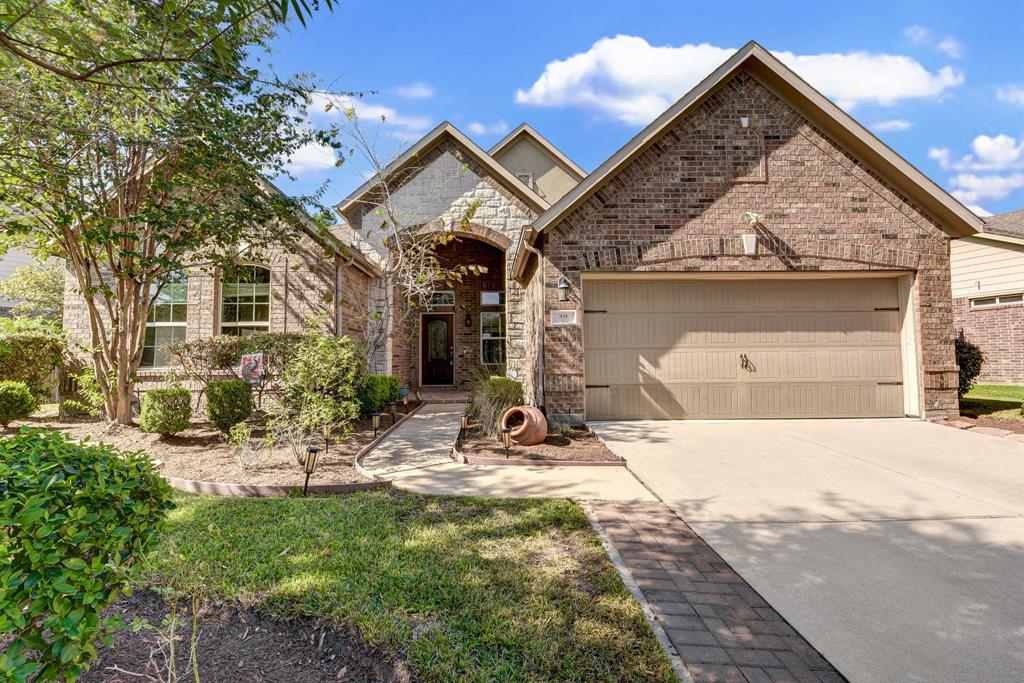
[80,590,412,683]
[459,425,623,462]
[16,407,419,486]
[953,413,1024,434]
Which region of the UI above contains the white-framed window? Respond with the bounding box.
[221,265,271,336]
[480,312,505,365]
[142,275,187,367]
[480,291,505,306]
[970,293,1023,309]
[423,290,455,307]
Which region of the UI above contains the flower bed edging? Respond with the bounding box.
[163,476,387,498]
[354,402,425,479]
[450,442,626,467]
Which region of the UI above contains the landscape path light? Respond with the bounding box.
[501,428,512,459]
[372,413,381,438]
[303,446,321,496]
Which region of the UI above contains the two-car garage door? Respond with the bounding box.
[584,278,906,420]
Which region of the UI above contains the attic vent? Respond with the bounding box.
[515,172,533,187]
[729,127,766,183]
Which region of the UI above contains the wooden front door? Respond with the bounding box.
[421,314,454,385]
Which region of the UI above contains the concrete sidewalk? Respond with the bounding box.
[362,403,656,501]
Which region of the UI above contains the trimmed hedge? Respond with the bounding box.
[140,387,192,436]
[955,336,985,398]
[0,380,38,428]
[0,332,64,398]
[0,429,173,681]
[359,374,402,416]
[206,379,252,434]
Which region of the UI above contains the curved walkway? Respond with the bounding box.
[361,403,656,501]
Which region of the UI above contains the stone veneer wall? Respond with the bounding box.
[346,137,539,389]
[535,69,960,421]
[953,297,1024,384]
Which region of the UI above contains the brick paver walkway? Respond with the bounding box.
[588,501,846,683]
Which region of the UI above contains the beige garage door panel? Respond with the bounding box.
[584,279,904,420]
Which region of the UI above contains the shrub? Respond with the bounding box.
[358,374,402,416]
[0,380,38,428]
[206,379,252,434]
[271,334,364,463]
[139,387,192,436]
[955,336,985,398]
[0,332,64,398]
[60,365,105,418]
[0,429,173,681]
[467,369,524,437]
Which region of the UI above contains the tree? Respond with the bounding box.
[0,2,341,424]
[0,260,64,321]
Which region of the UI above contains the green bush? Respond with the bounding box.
[139,387,192,436]
[0,429,173,681]
[205,379,252,434]
[955,336,985,398]
[60,366,105,418]
[0,332,64,398]
[0,380,38,428]
[358,374,402,416]
[467,369,524,437]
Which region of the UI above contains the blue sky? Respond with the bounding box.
[268,0,1024,218]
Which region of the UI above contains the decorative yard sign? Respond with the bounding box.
[240,352,263,387]
[549,309,578,326]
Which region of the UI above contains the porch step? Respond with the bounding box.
[418,387,468,404]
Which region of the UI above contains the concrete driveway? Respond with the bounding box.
[591,419,1024,683]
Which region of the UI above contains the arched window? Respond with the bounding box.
[221,265,270,336]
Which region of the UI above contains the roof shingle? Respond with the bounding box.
[983,208,1024,239]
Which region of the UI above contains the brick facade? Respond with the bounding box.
[533,69,960,421]
[953,297,1024,384]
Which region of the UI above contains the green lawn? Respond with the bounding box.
[961,384,1024,421]
[146,490,676,683]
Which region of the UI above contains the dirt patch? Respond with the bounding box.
[80,589,412,683]
[15,408,417,486]
[460,425,623,462]
[954,413,1024,434]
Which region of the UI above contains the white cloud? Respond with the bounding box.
[394,82,435,99]
[284,142,337,175]
[466,120,510,136]
[967,204,993,218]
[515,36,965,125]
[949,173,1024,204]
[936,37,963,59]
[997,84,1024,106]
[872,119,912,132]
[904,25,931,44]
[930,134,1024,172]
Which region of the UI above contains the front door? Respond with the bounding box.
[421,314,454,385]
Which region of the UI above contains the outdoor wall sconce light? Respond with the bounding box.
[740,115,750,128]
[557,276,570,302]
[464,312,472,327]
[501,427,512,459]
[372,413,381,437]
[303,446,321,496]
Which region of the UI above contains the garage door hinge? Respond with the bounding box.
[877,381,904,385]
[585,384,610,389]
[583,309,607,313]
[874,307,899,311]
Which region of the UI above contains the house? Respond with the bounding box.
[63,41,986,422]
[0,248,35,315]
[951,208,1024,384]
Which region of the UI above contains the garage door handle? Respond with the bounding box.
[877,381,904,385]
[585,384,610,389]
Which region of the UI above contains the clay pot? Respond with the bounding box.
[501,405,548,446]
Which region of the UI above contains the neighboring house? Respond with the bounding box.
[62,41,986,422]
[951,208,1024,384]
[0,248,35,315]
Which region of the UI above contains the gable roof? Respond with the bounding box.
[334,122,550,220]
[980,208,1024,243]
[515,41,982,276]
[489,123,588,180]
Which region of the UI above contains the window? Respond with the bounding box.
[142,275,187,367]
[480,291,505,306]
[423,290,455,307]
[971,293,1023,309]
[480,312,505,365]
[221,265,271,336]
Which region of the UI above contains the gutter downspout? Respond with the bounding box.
[519,233,545,409]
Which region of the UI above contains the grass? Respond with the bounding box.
[145,490,676,683]
[961,384,1024,421]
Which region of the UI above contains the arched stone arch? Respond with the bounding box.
[417,219,511,252]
